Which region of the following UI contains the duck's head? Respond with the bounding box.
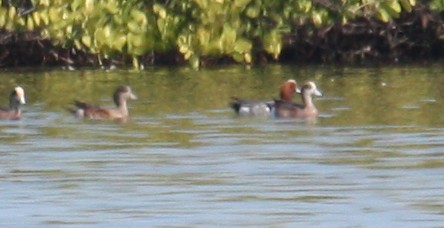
[10,86,26,108]
[279,79,301,101]
[113,85,137,106]
[301,81,323,97]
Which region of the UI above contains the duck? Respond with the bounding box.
[230,79,300,116]
[69,85,137,121]
[0,86,26,120]
[274,81,323,118]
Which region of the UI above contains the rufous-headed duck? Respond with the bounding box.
[0,86,26,120]
[70,85,137,121]
[230,79,300,116]
[274,81,322,118]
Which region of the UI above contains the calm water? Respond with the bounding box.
[1,65,444,227]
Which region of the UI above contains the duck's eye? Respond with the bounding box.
[305,82,316,90]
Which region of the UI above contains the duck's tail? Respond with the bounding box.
[65,100,88,118]
[229,97,242,113]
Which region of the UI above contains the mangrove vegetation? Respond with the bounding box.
[0,0,443,68]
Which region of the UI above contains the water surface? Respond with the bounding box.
[1,65,444,227]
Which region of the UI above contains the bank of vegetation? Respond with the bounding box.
[0,0,443,68]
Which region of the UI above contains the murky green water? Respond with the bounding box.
[1,65,444,226]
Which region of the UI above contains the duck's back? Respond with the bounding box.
[230,97,273,117]
[0,108,20,120]
[73,101,112,119]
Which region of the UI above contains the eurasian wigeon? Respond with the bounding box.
[274,81,323,118]
[230,79,300,116]
[0,86,26,120]
[69,85,137,121]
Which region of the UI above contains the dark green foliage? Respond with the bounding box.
[1,0,440,68]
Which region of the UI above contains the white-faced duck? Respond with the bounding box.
[0,86,26,120]
[274,81,323,118]
[230,79,300,117]
[69,85,137,121]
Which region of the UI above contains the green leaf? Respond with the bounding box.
[297,0,312,13]
[105,0,119,14]
[128,33,141,47]
[312,13,322,27]
[246,6,260,18]
[244,53,252,63]
[17,17,26,27]
[5,20,14,31]
[197,28,210,48]
[40,0,50,7]
[40,10,50,25]
[232,52,243,62]
[26,17,34,30]
[74,39,81,49]
[85,0,94,12]
[0,8,6,27]
[399,0,412,12]
[131,10,147,25]
[153,4,167,19]
[71,0,83,10]
[234,38,252,53]
[388,0,402,13]
[233,0,252,8]
[375,8,391,22]
[32,12,41,26]
[49,8,61,23]
[132,57,140,69]
[8,7,16,21]
[111,34,127,51]
[157,18,165,31]
[263,31,282,59]
[128,21,143,34]
[381,1,400,18]
[95,28,106,43]
[184,51,192,60]
[82,35,91,48]
[190,54,200,69]
[221,25,237,51]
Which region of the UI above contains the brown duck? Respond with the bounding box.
[0,86,26,120]
[230,79,300,116]
[274,81,323,118]
[70,85,137,121]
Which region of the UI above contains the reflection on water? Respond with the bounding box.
[0,65,444,226]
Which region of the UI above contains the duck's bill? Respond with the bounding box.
[314,89,323,97]
[130,93,138,100]
[20,96,26,104]
[295,87,301,94]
